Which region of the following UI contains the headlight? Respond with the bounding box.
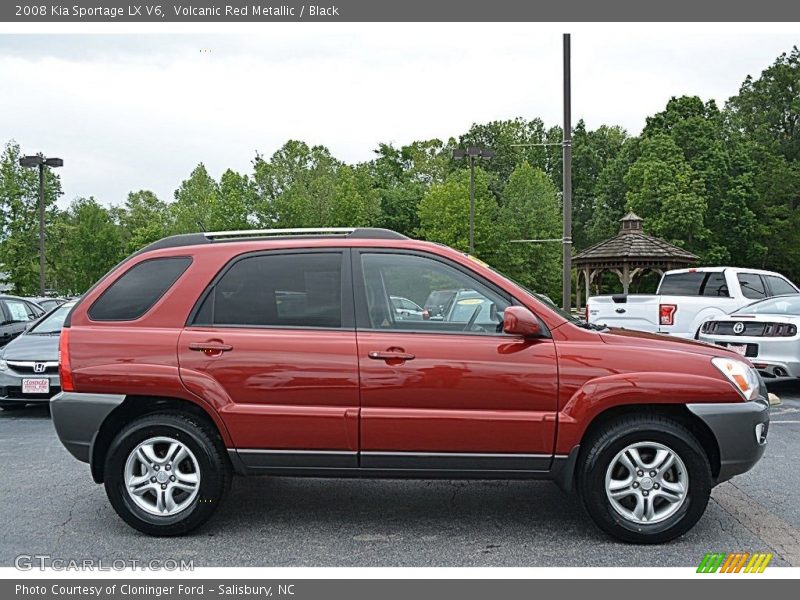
[712,357,761,401]
[0,359,7,371]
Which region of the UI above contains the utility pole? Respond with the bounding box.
[19,154,64,296]
[452,147,495,255]
[562,33,573,312]
[38,161,46,296]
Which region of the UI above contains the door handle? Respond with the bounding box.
[368,350,416,362]
[188,341,233,356]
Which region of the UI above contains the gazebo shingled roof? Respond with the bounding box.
[573,212,698,305]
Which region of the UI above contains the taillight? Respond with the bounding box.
[585,303,590,321]
[59,328,74,392]
[659,304,677,326]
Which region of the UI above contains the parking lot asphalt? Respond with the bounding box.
[1,381,799,568]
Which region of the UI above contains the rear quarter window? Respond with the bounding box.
[88,257,192,321]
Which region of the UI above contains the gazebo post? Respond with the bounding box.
[622,263,630,295]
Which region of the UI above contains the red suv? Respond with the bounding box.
[51,228,769,543]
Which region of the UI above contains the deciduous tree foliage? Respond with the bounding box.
[1,47,798,299]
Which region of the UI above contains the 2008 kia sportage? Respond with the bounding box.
[50,227,769,543]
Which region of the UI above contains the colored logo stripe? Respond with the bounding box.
[697,552,772,573]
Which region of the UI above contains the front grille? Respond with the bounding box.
[6,362,59,375]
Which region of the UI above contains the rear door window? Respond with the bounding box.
[88,257,192,321]
[737,273,768,300]
[764,275,797,297]
[193,252,344,329]
[700,272,729,297]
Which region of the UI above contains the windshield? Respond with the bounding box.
[736,295,800,316]
[28,301,76,335]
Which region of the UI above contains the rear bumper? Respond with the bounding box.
[50,391,125,462]
[687,397,770,484]
[698,335,800,378]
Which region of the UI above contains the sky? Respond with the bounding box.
[0,24,797,208]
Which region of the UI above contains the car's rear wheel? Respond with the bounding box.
[577,415,712,544]
[104,412,231,536]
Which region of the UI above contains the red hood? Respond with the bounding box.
[600,327,743,360]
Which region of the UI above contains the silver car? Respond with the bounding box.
[0,300,76,410]
[698,294,800,380]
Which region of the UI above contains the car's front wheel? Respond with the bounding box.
[577,415,712,544]
[104,412,231,536]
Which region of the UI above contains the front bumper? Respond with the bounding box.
[687,396,770,483]
[0,370,61,403]
[50,391,125,463]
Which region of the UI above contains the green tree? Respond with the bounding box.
[728,46,800,162]
[252,141,340,226]
[170,163,222,233]
[370,140,452,236]
[417,168,503,263]
[330,164,381,227]
[218,169,257,229]
[116,190,172,254]
[51,197,123,294]
[586,137,641,244]
[458,118,561,191]
[0,141,63,294]
[499,163,562,300]
[624,134,709,252]
[571,121,628,249]
[726,47,800,279]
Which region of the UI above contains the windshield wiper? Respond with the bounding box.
[576,320,607,331]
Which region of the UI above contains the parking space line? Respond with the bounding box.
[711,482,800,566]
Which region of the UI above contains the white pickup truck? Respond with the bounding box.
[586,267,799,338]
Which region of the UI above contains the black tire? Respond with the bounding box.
[577,414,712,544]
[0,402,27,411]
[104,412,231,536]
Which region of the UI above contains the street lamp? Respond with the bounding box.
[452,146,494,254]
[18,154,63,295]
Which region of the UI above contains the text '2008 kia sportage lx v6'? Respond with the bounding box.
[51,228,769,543]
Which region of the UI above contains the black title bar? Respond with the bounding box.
[3,0,800,22]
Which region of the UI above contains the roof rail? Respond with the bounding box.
[203,227,408,241]
[204,227,355,239]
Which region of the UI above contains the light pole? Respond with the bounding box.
[18,154,63,296]
[452,147,494,255]
[562,33,573,313]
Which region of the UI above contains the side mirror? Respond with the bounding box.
[503,306,544,337]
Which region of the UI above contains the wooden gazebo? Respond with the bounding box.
[573,212,698,308]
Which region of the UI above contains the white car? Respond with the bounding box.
[698,294,800,380]
[587,267,799,338]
